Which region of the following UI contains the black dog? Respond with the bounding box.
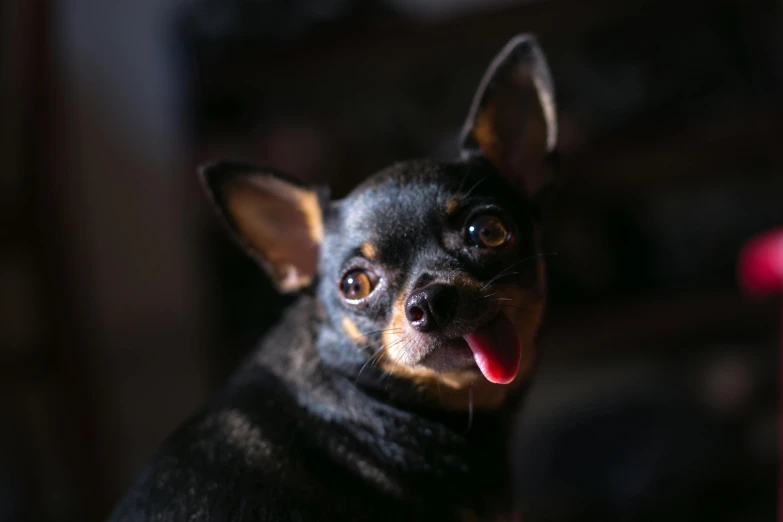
[108,34,557,522]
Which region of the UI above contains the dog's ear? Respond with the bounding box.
[460,34,557,200]
[199,162,326,293]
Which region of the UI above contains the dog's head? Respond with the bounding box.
[201,35,557,410]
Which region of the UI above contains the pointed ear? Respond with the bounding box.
[198,162,326,293]
[459,34,558,200]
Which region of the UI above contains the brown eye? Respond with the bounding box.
[467,215,510,248]
[340,270,374,301]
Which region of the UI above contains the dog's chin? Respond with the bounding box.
[416,339,479,374]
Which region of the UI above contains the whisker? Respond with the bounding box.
[369,345,390,368]
[500,301,538,308]
[355,332,414,383]
[465,385,474,434]
[383,363,395,390]
[479,261,526,291]
[383,337,415,390]
[377,352,393,384]
[480,271,521,290]
[380,335,408,354]
[479,252,556,291]
[355,338,386,352]
[355,345,387,383]
[456,169,472,194]
[357,327,403,338]
[462,177,486,199]
[353,328,404,352]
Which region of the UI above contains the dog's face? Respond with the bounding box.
[319,160,546,397]
[201,35,557,409]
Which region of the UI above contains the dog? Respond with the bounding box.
[107,34,558,522]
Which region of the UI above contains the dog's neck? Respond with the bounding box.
[257,295,521,423]
[242,296,518,513]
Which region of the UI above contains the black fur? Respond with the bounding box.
[108,34,557,522]
[110,297,518,521]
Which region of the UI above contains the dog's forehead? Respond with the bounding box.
[340,161,463,240]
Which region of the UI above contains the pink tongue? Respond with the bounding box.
[463,314,522,384]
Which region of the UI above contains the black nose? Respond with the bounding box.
[405,283,458,332]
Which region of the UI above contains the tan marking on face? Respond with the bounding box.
[446,199,459,216]
[342,317,367,345]
[360,242,377,261]
[381,293,407,363]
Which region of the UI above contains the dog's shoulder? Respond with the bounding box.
[106,300,312,520]
[107,298,423,521]
[107,391,422,522]
[106,373,299,520]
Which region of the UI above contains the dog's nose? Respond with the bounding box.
[405,283,458,332]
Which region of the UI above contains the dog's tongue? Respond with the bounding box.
[463,314,522,384]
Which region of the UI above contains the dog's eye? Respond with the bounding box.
[467,215,510,248]
[340,270,374,301]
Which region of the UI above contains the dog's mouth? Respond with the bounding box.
[417,312,523,384]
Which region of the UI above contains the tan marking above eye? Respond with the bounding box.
[446,199,459,216]
[360,242,377,261]
[340,270,373,301]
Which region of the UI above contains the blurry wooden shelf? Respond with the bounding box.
[560,111,783,202]
[539,289,778,363]
[0,206,22,247]
[192,0,738,103]
[195,0,648,85]
[0,347,51,383]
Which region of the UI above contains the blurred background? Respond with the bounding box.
[1,0,780,520]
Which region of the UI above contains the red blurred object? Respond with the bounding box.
[737,228,783,520]
[738,228,783,297]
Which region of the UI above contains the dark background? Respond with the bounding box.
[1,0,780,521]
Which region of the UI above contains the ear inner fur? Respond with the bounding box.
[243,176,324,244]
[459,34,557,199]
[472,104,502,171]
[461,34,557,155]
[224,176,323,293]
